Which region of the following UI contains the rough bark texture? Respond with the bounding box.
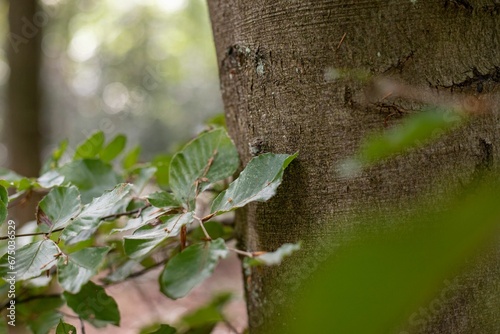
[5,0,42,177]
[208,1,500,333]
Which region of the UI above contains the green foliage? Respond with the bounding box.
[59,159,122,203]
[339,108,466,176]
[211,153,297,214]
[147,191,181,208]
[278,176,500,333]
[55,320,76,334]
[36,186,81,233]
[169,128,239,207]
[64,281,120,327]
[0,129,295,333]
[99,134,127,163]
[0,185,7,225]
[60,184,133,244]
[152,154,172,188]
[0,240,60,280]
[179,292,232,331]
[245,243,301,267]
[145,324,177,334]
[160,238,229,299]
[16,297,64,334]
[265,103,497,332]
[74,131,105,160]
[57,247,110,293]
[122,145,141,170]
[124,212,194,259]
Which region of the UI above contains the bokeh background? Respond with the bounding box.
[0,0,223,173]
[1,1,247,333]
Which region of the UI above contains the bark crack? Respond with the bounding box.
[444,0,474,13]
[433,67,500,92]
[383,51,415,75]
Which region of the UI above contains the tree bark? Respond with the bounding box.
[208,1,500,333]
[5,0,43,177]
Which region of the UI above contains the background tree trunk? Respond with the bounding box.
[208,1,500,333]
[4,0,43,226]
[5,0,42,177]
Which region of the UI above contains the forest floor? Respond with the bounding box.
[63,250,248,333]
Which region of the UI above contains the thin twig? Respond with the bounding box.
[200,212,216,223]
[80,317,86,334]
[1,293,61,311]
[0,227,64,240]
[223,317,240,334]
[227,247,254,258]
[194,216,212,240]
[58,311,80,319]
[103,258,170,286]
[0,205,151,240]
[337,32,347,49]
[193,149,218,203]
[101,204,151,220]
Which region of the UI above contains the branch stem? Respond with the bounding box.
[227,247,254,258]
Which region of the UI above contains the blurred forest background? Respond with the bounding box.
[0,0,222,176]
[0,2,249,333]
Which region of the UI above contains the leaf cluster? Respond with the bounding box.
[0,128,299,332]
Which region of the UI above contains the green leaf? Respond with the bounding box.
[152,154,172,188]
[61,183,133,245]
[53,139,68,162]
[0,168,23,187]
[159,238,229,299]
[211,153,297,214]
[131,166,157,195]
[0,184,8,205]
[0,240,59,280]
[37,170,65,188]
[74,131,105,159]
[181,292,231,328]
[245,243,301,267]
[64,281,120,327]
[59,159,123,203]
[147,191,181,208]
[124,212,193,259]
[16,297,63,333]
[14,177,34,191]
[169,129,239,206]
[111,205,167,234]
[29,311,62,334]
[280,176,500,334]
[104,260,140,283]
[0,317,6,334]
[339,109,465,177]
[190,221,224,242]
[0,185,7,225]
[57,247,110,293]
[41,140,69,174]
[99,134,127,162]
[205,113,226,128]
[146,324,177,334]
[56,320,77,334]
[123,145,141,170]
[36,186,81,233]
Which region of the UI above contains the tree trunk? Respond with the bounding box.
[5,0,42,177]
[208,1,500,333]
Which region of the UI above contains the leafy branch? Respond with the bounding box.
[0,128,300,332]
